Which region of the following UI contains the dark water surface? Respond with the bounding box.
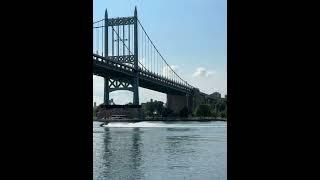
[93,121,227,180]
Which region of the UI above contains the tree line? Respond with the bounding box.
[141,98,227,119]
[93,98,227,119]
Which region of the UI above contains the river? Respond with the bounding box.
[93,121,227,180]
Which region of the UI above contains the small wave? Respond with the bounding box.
[93,131,105,133]
[102,121,226,128]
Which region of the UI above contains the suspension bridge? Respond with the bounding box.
[93,7,216,113]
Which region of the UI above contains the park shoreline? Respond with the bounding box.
[93,117,227,122]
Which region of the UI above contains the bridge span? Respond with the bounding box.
[93,7,216,113]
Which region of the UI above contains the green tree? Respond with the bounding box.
[143,100,165,117]
[93,105,101,117]
[211,110,218,118]
[220,111,226,119]
[162,107,174,117]
[219,99,227,112]
[93,109,96,117]
[196,104,212,117]
[179,106,189,118]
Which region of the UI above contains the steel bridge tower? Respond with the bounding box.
[103,7,139,105]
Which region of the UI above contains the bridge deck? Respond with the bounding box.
[93,54,192,95]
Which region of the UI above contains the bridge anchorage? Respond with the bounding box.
[93,7,216,114]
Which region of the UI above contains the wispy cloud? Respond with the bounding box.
[206,71,216,77]
[192,67,216,78]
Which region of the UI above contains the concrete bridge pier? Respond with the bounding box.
[190,88,206,112]
[167,94,191,114]
[133,77,139,105]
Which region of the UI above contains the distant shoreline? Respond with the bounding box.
[93,117,227,122]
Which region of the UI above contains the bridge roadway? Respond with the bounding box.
[93,53,218,113]
[93,53,194,95]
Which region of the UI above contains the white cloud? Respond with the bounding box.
[171,65,179,71]
[187,67,226,97]
[206,70,216,77]
[192,67,216,77]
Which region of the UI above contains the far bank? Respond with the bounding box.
[93,117,227,122]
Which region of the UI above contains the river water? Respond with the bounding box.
[93,121,227,180]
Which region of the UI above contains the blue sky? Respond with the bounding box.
[93,0,227,105]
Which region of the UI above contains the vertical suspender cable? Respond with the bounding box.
[97,27,99,54]
[112,26,114,56]
[128,25,130,55]
[117,25,119,56]
[123,25,125,56]
[102,25,104,56]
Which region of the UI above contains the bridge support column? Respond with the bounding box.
[104,76,110,105]
[186,94,193,112]
[167,94,189,114]
[189,88,206,113]
[133,77,139,105]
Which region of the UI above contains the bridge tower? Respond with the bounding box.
[103,9,109,105]
[103,7,140,105]
[133,7,139,105]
